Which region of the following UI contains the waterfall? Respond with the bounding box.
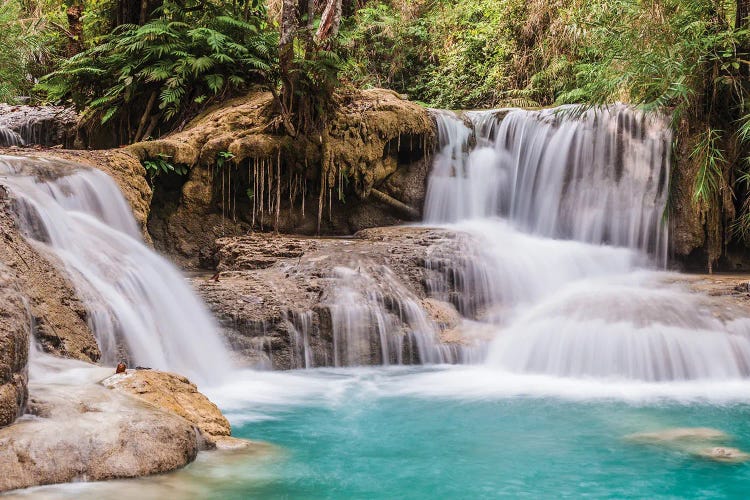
[0,127,24,147]
[0,105,77,147]
[0,155,231,385]
[424,105,750,382]
[425,105,671,263]
[326,265,462,366]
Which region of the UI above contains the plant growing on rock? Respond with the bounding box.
[142,153,186,182]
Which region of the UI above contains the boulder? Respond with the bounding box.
[103,369,231,447]
[0,380,199,492]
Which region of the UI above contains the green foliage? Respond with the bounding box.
[142,153,187,181]
[691,128,726,205]
[340,3,429,95]
[37,1,276,134]
[340,0,526,108]
[216,150,235,168]
[343,1,749,112]
[0,0,50,102]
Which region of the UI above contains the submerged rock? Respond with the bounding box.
[696,446,750,463]
[626,427,729,443]
[0,264,30,427]
[626,427,750,463]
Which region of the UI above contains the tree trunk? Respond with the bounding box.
[279,0,298,103]
[66,3,84,56]
[115,0,158,26]
[278,0,301,135]
[737,0,750,29]
[115,0,141,26]
[316,0,342,43]
[133,91,158,143]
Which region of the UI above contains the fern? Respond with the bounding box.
[37,0,275,136]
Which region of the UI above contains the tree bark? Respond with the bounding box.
[116,0,141,26]
[316,0,342,43]
[66,3,84,56]
[133,90,158,143]
[738,1,750,78]
[737,0,750,29]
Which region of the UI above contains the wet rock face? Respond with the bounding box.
[193,227,490,369]
[0,184,100,362]
[0,264,30,427]
[0,149,153,235]
[0,150,154,364]
[0,380,200,492]
[0,104,78,147]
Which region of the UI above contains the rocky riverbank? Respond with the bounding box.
[0,357,257,493]
[0,153,252,493]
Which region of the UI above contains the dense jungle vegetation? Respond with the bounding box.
[2,0,750,261]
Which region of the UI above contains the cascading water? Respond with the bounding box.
[0,155,231,385]
[424,105,750,381]
[325,265,464,366]
[0,104,77,147]
[0,127,24,147]
[426,105,671,263]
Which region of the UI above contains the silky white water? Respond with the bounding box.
[423,106,750,382]
[0,155,231,385]
[0,127,24,147]
[425,105,670,262]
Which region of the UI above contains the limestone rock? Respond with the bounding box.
[0,381,199,492]
[0,263,29,427]
[193,226,490,368]
[103,370,230,443]
[0,149,152,234]
[128,90,433,267]
[0,104,78,148]
[422,298,461,330]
